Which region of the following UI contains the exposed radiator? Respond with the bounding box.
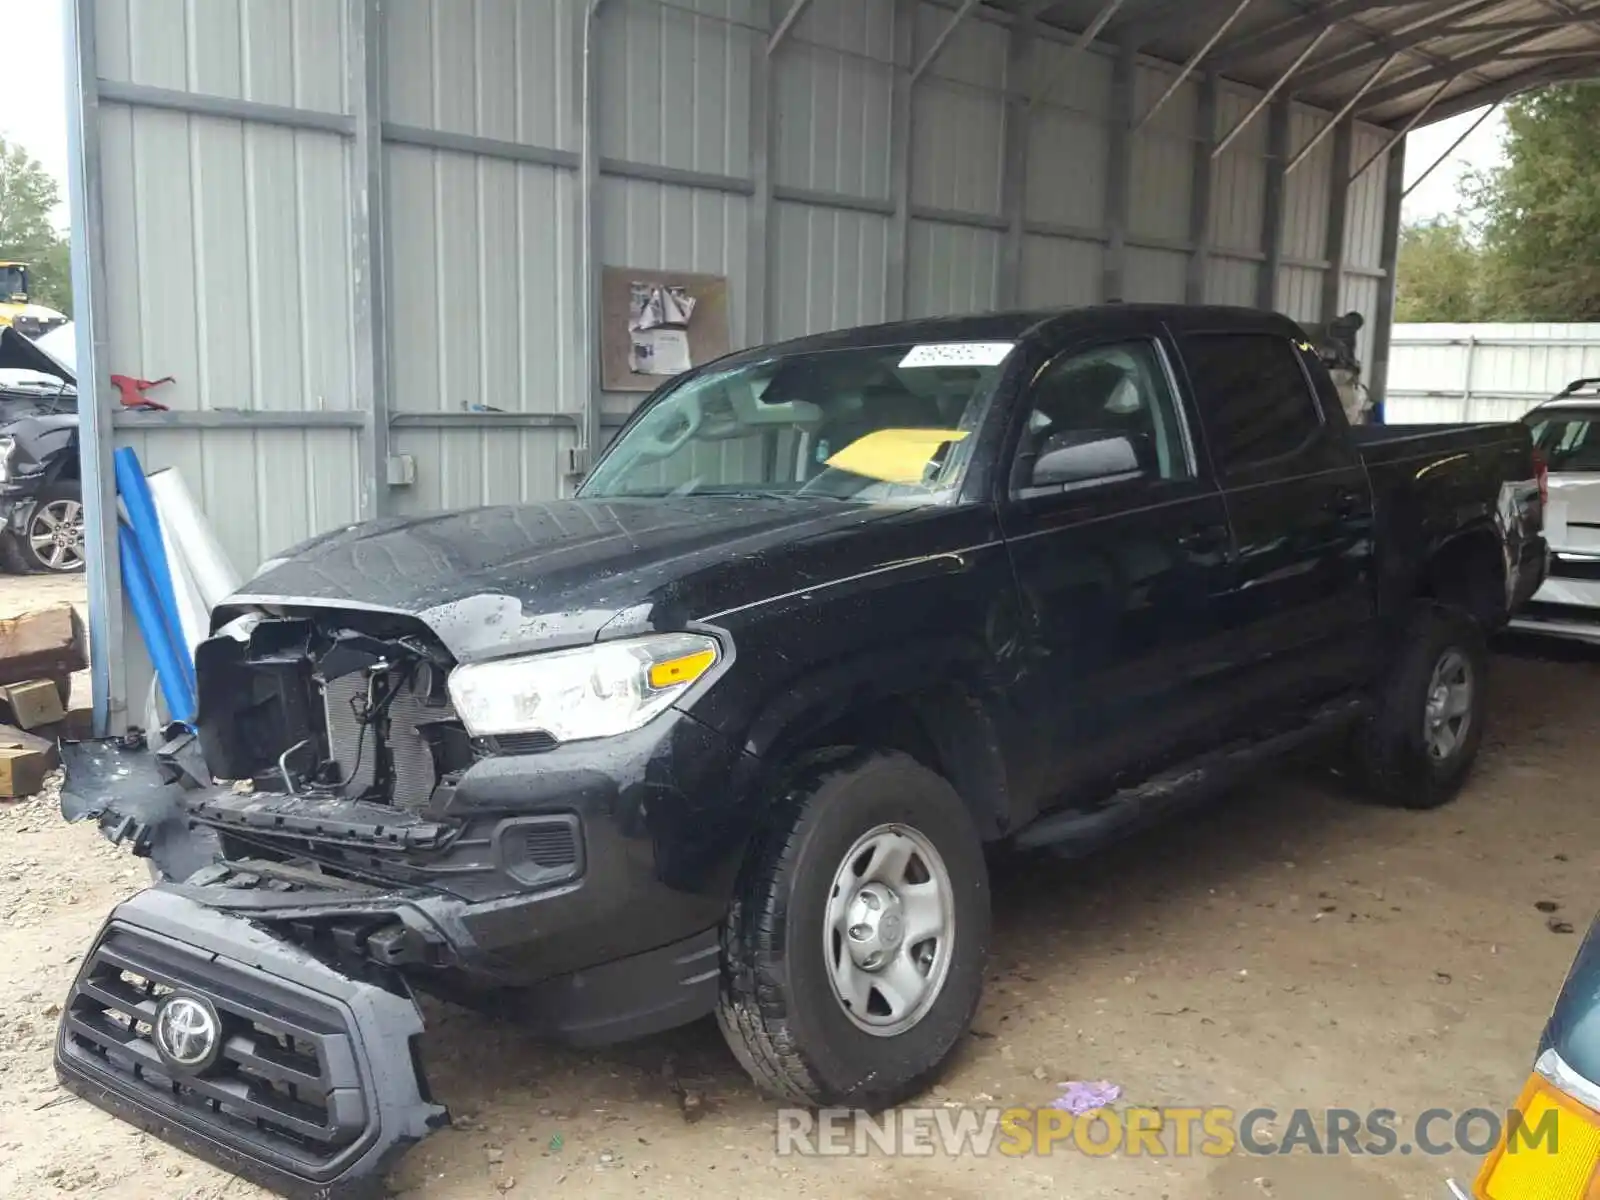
[322,664,453,810]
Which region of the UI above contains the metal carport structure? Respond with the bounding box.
[59,0,1600,733]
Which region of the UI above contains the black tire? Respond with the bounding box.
[1352,604,1488,809]
[716,749,990,1109]
[15,480,86,574]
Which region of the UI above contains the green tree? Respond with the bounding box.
[1467,84,1600,320]
[0,135,71,316]
[1395,217,1492,322]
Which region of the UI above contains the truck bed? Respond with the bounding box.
[1349,421,1529,468]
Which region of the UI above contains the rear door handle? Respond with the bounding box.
[1330,488,1364,517]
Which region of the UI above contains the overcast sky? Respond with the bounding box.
[0,0,1504,231]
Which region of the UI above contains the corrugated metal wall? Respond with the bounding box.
[78,0,1397,728]
[1388,324,1600,424]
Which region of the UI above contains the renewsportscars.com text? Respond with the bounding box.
[775,1105,1556,1158]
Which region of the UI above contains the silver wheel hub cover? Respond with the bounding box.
[1423,647,1473,762]
[824,823,956,1038]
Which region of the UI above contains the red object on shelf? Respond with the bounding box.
[109,374,175,411]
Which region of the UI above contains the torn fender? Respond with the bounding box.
[58,738,220,882]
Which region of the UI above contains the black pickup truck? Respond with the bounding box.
[54,305,1544,1197]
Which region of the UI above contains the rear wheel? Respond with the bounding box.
[717,750,990,1109]
[11,481,86,574]
[1351,604,1488,809]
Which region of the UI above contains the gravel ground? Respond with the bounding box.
[0,571,1594,1199]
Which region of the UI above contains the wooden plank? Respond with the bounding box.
[0,606,88,685]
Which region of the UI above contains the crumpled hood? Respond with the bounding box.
[0,325,75,384]
[226,497,893,661]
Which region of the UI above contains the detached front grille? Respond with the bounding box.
[61,926,370,1176]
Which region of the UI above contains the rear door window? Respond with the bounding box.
[1180,333,1324,475]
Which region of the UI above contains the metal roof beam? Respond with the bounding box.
[1030,0,1133,107]
[1533,0,1600,46]
[1443,14,1600,34]
[912,0,984,81]
[1134,0,1258,130]
[1213,26,1333,157]
[1289,0,1504,90]
[1493,46,1600,59]
[1422,57,1600,123]
[1358,25,1592,109]
[1286,52,1398,173]
[1350,76,1449,180]
[767,0,814,54]
[1208,0,1431,70]
[1402,101,1503,198]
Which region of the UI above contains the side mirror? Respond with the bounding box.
[1031,429,1150,488]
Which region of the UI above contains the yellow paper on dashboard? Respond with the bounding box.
[825,429,969,485]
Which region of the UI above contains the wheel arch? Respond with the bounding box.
[1422,523,1507,629]
[740,644,1019,842]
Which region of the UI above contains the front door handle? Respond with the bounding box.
[1177,526,1227,553]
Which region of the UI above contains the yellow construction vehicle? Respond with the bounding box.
[0,262,68,340]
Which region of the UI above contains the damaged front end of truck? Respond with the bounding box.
[51,604,654,1199]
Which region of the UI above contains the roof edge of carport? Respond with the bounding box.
[987,0,1600,133]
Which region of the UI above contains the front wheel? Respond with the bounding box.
[9,481,86,573]
[1351,604,1488,809]
[717,750,990,1109]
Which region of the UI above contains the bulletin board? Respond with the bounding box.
[600,267,732,393]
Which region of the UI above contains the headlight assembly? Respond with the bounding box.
[0,435,14,483]
[447,633,720,742]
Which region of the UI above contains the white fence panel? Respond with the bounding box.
[1387,324,1600,423]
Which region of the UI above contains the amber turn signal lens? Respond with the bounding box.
[647,647,717,691]
[1476,1075,1600,1199]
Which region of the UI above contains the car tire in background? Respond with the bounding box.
[6,480,87,574]
[1351,603,1489,810]
[717,749,990,1109]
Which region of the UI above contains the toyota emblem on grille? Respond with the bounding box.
[153,994,223,1072]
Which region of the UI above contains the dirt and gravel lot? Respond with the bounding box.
[0,572,1594,1199]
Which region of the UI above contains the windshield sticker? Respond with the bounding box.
[899,342,1015,369]
[825,429,970,485]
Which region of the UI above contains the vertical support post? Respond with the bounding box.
[1320,115,1353,324]
[349,0,391,520]
[1257,94,1290,312]
[1460,333,1477,421]
[997,17,1033,308]
[1102,30,1136,303]
[579,0,610,474]
[747,0,775,344]
[887,0,916,321]
[64,0,125,735]
[1367,136,1407,424]
[1186,71,1217,305]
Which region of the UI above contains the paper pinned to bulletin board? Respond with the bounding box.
[601,267,731,392]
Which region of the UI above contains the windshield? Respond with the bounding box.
[0,266,24,302]
[579,341,1013,503]
[1528,409,1600,472]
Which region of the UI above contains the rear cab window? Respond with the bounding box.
[1178,332,1326,477]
